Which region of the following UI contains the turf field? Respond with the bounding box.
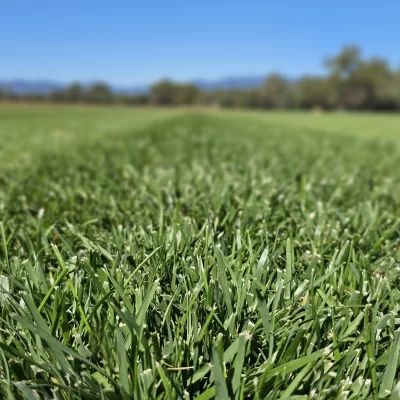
[0,106,400,399]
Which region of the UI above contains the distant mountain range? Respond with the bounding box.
[0,80,64,95]
[0,80,145,95]
[0,76,269,95]
[193,76,265,90]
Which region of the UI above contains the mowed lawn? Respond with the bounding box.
[0,106,400,400]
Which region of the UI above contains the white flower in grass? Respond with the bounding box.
[323,347,331,355]
[240,330,252,340]
[19,298,26,310]
[262,177,272,184]
[247,320,255,329]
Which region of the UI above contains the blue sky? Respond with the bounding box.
[1,0,399,85]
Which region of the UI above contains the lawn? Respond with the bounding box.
[0,106,400,399]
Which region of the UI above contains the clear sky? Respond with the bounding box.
[1,0,399,85]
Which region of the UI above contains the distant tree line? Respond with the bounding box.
[2,46,400,111]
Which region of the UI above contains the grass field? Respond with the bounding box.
[0,106,400,399]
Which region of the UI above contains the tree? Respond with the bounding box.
[86,83,113,104]
[150,80,178,105]
[294,77,327,109]
[175,84,199,105]
[234,89,261,108]
[115,93,150,105]
[0,87,14,101]
[387,70,400,109]
[260,73,289,108]
[325,46,362,79]
[349,59,392,109]
[65,82,84,103]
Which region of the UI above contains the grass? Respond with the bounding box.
[0,106,400,399]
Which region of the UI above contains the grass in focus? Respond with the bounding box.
[0,106,400,399]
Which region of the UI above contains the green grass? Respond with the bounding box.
[218,109,400,140]
[0,106,400,399]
